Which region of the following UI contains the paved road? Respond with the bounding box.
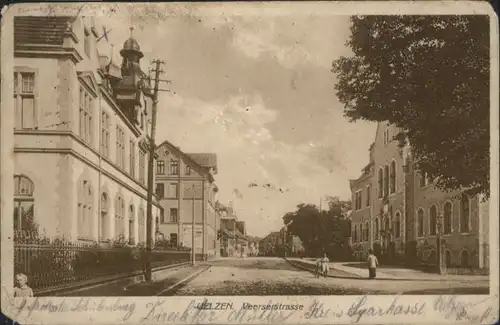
[170,257,489,296]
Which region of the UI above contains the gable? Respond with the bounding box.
[77,71,99,97]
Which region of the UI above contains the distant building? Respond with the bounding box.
[349,122,489,271]
[218,204,247,257]
[155,140,219,256]
[12,16,162,243]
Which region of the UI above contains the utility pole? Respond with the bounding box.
[145,59,169,282]
[192,184,196,265]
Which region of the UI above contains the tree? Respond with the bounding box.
[332,15,490,197]
[283,197,352,259]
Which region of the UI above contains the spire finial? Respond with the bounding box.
[129,26,134,37]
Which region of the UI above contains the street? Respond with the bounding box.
[167,257,489,296]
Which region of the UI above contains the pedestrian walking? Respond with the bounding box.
[14,273,34,297]
[321,253,330,278]
[367,249,379,279]
[314,257,322,278]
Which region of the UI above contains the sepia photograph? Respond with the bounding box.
[1,2,498,324]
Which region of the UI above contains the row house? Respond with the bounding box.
[155,140,220,256]
[12,16,162,244]
[349,122,489,271]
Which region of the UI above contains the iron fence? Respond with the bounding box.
[14,236,192,294]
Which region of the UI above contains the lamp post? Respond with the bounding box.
[436,214,444,275]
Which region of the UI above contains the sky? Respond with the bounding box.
[91,4,377,237]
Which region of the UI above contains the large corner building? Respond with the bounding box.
[349,122,489,272]
[12,16,162,244]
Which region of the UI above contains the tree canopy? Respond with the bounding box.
[283,197,352,259]
[332,15,490,197]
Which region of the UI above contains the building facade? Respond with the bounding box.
[12,16,162,244]
[350,122,489,271]
[155,141,219,256]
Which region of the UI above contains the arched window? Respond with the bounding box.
[383,165,389,197]
[365,221,369,241]
[115,196,125,240]
[429,205,437,236]
[390,161,396,194]
[395,212,401,238]
[375,218,380,240]
[384,218,390,237]
[417,208,424,237]
[129,205,135,244]
[460,195,470,233]
[13,175,35,235]
[138,207,145,243]
[78,180,93,239]
[378,168,383,198]
[100,193,109,240]
[445,250,452,267]
[461,250,469,268]
[360,224,363,242]
[443,202,452,234]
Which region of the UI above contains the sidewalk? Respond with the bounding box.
[64,263,210,296]
[289,259,489,281]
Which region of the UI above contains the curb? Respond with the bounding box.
[285,258,487,282]
[155,264,211,296]
[49,262,191,296]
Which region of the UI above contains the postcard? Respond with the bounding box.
[1,2,498,324]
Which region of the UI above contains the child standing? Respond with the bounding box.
[367,249,379,279]
[321,253,330,278]
[14,273,34,297]
[315,258,321,278]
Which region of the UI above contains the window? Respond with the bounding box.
[14,72,36,130]
[375,218,380,240]
[383,128,391,145]
[185,165,191,175]
[366,185,371,207]
[129,141,136,178]
[353,225,358,243]
[139,150,146,185]
[443,202,452,235]
[155,183,165,198]
[79,87,93,144]
[170,160,179,175]
[168,183,179,198]
[383,165,389,197]
[13,175,35,235]
[359,224,363,242]
[116,126,125,169]
[128,205,135,244]
[138,207,145,243]
[100,112,110,157]
[354,191,362,210]
[445,250,452,267]
[170,233,178,247]
[115,196,125,239]
[394,212,401,238]
[429,205,437,236]
[156,160,165,174]
[77,180,93,239]
[417,208,424,237]
[378,168,383,198]
[419,171,429,187]
[99,193,108,241]
[390,161,396,194]
[84,28,91,57]
[170,208,178,223]
[365,221,369,241]
[460,251,469,268]
[460,195,470,233]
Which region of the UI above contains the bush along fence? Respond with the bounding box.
[14,232,196,295]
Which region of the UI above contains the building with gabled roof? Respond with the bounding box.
[12,16,162,244]
[155,140,220,257]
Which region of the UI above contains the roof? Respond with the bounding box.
[186,153,218,174]
[156,140,216,182]
[14,16,76,47]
